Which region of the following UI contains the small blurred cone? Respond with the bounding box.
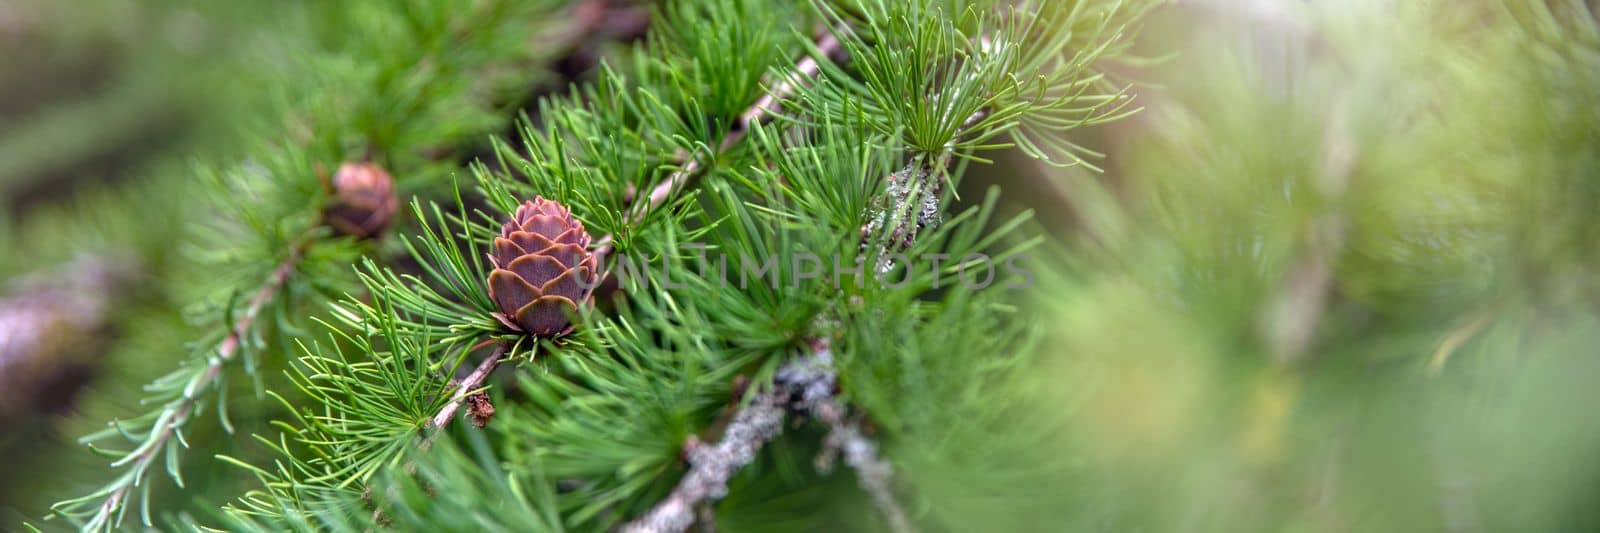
[324,162,399,239]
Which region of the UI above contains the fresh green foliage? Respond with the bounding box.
[804,0,1153,165]
[43,0,563,529]
[178,0,1155,531]
[216,438,566,532]
[11,0,1600,531]
[221,306,480,524]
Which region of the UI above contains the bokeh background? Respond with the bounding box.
[5,0,1600,530]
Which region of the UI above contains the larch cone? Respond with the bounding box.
[486,198,596,336]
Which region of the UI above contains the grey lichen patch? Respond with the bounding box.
[861,161,945,274]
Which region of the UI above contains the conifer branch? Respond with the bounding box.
[786,105,1001,533]
[817,415,912,533]
[592,32,842,260]
[425,34,842,447]
[63,238,305,531]
[794,338,915,533]
[630,42,1014,533]
[621,347,835,533]
[425,31,844,434]
[426,31,844,439]
[409,27,863,529]
[809,379,913,533]
[622,339,917,533]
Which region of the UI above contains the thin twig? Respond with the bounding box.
[794,339,915,533]
[809,108,998,533]
[621,348,836,533]
[625,338,915,533]
[816,412,912,533]
[621,394,785,533]
[79,242,303,531]
[591,32,842,261]
[1428,314,1491,376]
[804,357,914,533]
[429,344,508,430]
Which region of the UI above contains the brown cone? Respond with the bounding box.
[486,198,597,336]
[325,162,399,239]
